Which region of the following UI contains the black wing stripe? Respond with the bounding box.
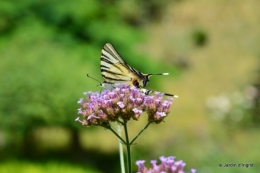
[101,50,119,61]
[101,56,124,73]
[128,65,142,76]
[101,69,125,76]
[101,52,114,62]
[100,65,109,69]
[101,57,114,65]
[102,75,129,82]
[101,63,124,73]
[101,53,125,73]
[103,44,127,64]
[103,81,114,84]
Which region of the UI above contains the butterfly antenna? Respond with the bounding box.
[86,74,103,87]
[147,73,169,78]
[154,73,169,75]
[164,93,179,98]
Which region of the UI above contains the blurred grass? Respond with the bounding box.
[0,160,100,173]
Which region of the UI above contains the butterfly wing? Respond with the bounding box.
[100,43,143,86]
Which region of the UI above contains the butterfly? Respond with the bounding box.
[99,43,177,97]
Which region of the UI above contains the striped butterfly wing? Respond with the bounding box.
[100,43,143,86]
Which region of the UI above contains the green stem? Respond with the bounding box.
[130,122,151,145]
[107,124,126,145]
[117,120,124,125]
[123,120,132,173]
[117,124,125,173]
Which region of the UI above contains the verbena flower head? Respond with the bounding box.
[136,156,196,173]
[76,84,175,127]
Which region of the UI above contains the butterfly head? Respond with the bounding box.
[143,74,152,87]
[134,73,169,88]
[132,74,151,88]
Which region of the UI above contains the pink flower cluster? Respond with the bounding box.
[136,156,196,173]
[76,84,175,127]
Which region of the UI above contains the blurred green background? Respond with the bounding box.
[1,0,260,172]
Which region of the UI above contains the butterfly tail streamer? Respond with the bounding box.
[140,88,178,98]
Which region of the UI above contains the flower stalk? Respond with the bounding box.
[123,120,132,173]
[117,124,125,173]
[130,122,151,145]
